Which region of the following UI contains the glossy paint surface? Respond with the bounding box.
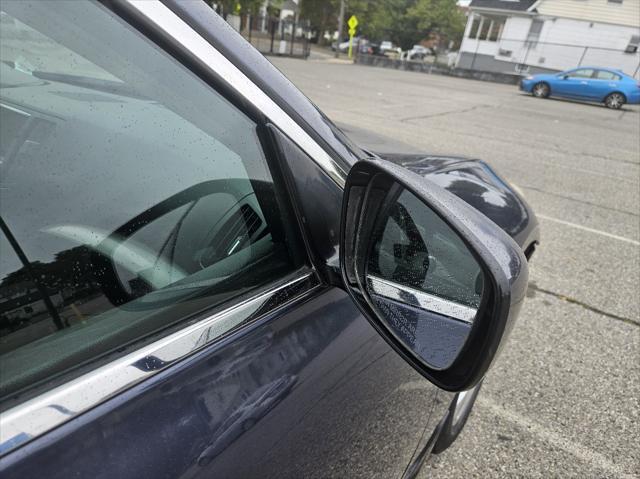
[377,154,540,249]
[1,288,440,479]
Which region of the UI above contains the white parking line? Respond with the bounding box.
[529,160,638,184]
[479,396,637,479]
[537,214,640,246]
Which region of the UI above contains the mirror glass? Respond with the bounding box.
[365,188,485,369]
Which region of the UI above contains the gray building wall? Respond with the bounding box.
[457,52,559,75]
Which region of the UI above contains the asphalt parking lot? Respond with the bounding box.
[271,57,640,478]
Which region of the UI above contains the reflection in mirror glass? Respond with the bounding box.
[365,188,485,369]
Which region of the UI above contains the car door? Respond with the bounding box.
[0,2,442,479]
[553,68,595,98]
[589,69,622,101]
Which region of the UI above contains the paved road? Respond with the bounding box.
[271,57,640,478]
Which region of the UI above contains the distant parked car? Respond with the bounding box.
[520,67,640,109]
[407,45,433,61]
[380,40,401,55]
[331,37,360,52]
[358,40,381,55]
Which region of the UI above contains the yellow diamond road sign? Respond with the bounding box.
[348,15,358,30]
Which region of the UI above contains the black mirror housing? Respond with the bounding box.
[340,160,528,392]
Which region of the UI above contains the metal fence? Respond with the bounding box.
[458,37,640,78]
[229,15,310,59]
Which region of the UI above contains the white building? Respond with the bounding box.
[223,0,299,32]
[457,0,640,77]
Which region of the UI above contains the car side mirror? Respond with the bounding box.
[562,74,569,80]
[340,160,528,391]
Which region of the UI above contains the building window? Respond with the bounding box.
[468,15,505,42]
[526,19,544,47]
[607,0,623,4]
[479,18,491,40]
[625,35,639,53]
[468,16,482,39]
[488,18,505,42]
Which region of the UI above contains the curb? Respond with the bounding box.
[354,55,523,85]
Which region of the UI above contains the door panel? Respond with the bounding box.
[590,70,621,101]
[554,78,590,97]
[0,288,439,479]
[589,80,616,101]
[553,69,595,98]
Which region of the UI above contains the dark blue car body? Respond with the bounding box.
[0,1,540,478]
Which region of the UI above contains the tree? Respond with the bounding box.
[240,0,265,15]
[299,0,464,49]
[407,0,466,47]
[299,0,339,45]
[207,0,264,19]
[333,0,465,50]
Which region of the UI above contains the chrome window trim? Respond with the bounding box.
[127,0,347,188]
[367,275,477,324]
[0,272,317,456]
[0,102,31,117]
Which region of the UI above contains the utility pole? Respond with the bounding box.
[335,0,345,58]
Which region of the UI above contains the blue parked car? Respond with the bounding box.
[520,67,640,109]
[0,1,539,478]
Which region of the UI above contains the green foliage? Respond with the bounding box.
[299,0,340,44]
[265,0,284,17]
[239,0,265,14]
[212,0,235,17]
[365,0,464,49]
[407,0,466,42]
[208,0,265,17]
[299,0,465,50]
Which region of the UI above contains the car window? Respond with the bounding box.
[594,70,621,81]
[0,2,303,403]
[567,69,595,78]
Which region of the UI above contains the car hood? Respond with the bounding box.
[376,153,540,251]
